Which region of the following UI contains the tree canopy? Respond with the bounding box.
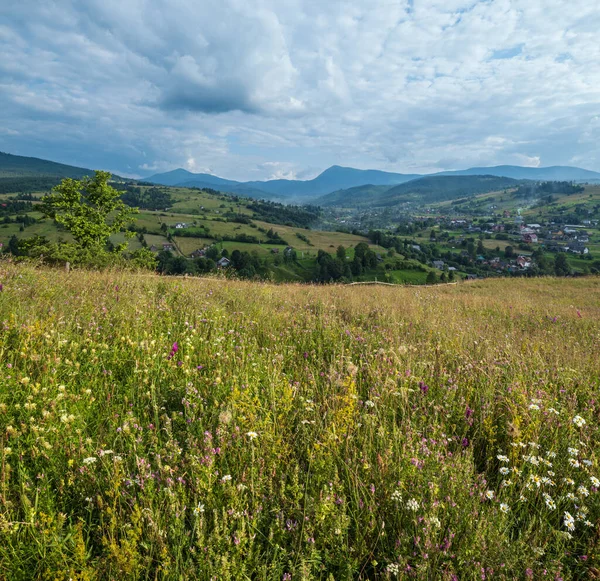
[41,171,137,250]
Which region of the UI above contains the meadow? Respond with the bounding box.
[1,264,599,580]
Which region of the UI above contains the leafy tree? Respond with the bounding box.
[425,271,437,284]
[336,245,346,261]
[41,171,137,251]
[504,246,514,258]
[554,253,571,277]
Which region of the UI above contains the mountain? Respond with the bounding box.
[244,166,421,198]
[146,165,420,199]
[317,175,522,207]
[0,151,94,179]
[145,168,239,188]
[435,165,600,182]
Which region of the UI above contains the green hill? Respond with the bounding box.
[317,175,522,207]
[0,151,94,179]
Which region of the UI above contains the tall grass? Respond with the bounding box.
[1,265,599,580]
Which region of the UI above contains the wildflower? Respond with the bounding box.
[563,511,575,531]
[364,400,375,408]
[568,458,580,468]
[221,474,232,482]
[82,457,97,465]
[563,477,575,486]
[497,455,510,463]
[113,456,123,462]
[584,520,593,527]
[519,494,527,502]
[167,342,179,360]
[548,408,560,415]
[566,493,577,501]
[500,467,510,475]
[419,381,429,395]
[501,479,512,487]
[193,502,205,515]
[485,490,494,500]
[428,516,441,528]
[583,459,592,467]
[577,486,589,497]
[391,489,403,503]
[461,437,469,448]
[546,451,557,458]
[543,493,556,510]
[529,404,540,411]
[500,503,509,513]
[573,415,586,428]
[387,563,400,576]
[529,475,542,488]
[246,431,258,440]
[528,442,540,449]
[406,498,419,511]
[568,447,579,456]
[590,476,600,487]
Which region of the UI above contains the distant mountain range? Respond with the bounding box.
[2,151,600,205]
[146,164,600,202]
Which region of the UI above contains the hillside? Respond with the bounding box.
[1,265,599,579]
[317,174,522,207]
[0,151,94,178]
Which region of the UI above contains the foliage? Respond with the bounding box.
[41,171,137,250]
[120,185,173,211]
[0,267,599,579]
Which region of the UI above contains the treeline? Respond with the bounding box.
[0,200,34,216]
[0,176,61,194]
[513,181,584,198]
[246,200,321,227]
[120,185,173,210]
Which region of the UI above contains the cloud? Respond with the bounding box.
[0,0,599,179]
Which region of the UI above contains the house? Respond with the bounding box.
[411,244,421,251]
[516,256,531,269]
[271,248,280,254]
[432,260,445,269]
[568,243,589,255]
[522,233,538,244]
[190,248,206,258]
[465,274,477,280]
[175,222,187,229]
[217,257,231,268]
[149,245,158,252]
[526,224,541,230]
[162,243,174,252]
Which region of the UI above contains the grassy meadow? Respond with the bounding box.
[1,264,600,579]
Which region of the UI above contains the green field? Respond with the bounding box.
[1,264,599,579]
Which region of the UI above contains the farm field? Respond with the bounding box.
[1,265,599,579]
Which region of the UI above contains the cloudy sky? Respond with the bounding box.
[1,0,600,180]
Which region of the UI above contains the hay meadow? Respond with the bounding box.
[1,264,600,580]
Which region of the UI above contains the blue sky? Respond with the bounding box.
[1,0,600,180]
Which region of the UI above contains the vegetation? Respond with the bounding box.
[0,266,599,579]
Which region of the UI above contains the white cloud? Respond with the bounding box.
[0,0,599,178]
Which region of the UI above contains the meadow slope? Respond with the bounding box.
[1,266,600,579]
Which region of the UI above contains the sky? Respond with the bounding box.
[1,0,600,181]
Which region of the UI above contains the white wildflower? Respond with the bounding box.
[246,431,258,440]
[497,455,510,463]
[485,490,495,500]
[563,511,575,532]
[573,415,586,428]
[82,457,97,465]
[406,498,419,512]
[590,476,600,487]
[500,503,510,513]
[221,474,232,482]
[568,447,579,457]
[577,486,589,497]
[500,467,510,475]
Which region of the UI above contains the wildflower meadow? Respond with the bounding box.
[1,264,599,580]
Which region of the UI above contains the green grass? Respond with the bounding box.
[1,265,599,579]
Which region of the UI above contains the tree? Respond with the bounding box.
[425,271,437,284]
[336,245,346,261]
[554,253,571,277]
[41,171,137,251]
[504,246,514,258]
